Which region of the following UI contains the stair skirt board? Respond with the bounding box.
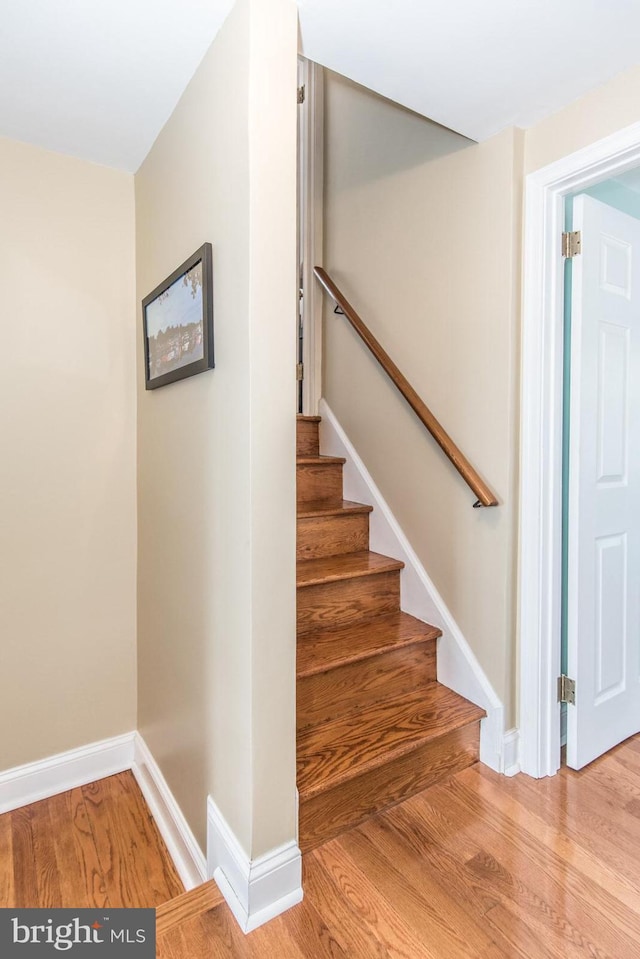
[207,797,303,934]
[316,399,518,776]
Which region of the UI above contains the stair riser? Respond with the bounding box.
[298,723,480,852]
[297,512,370,561]
[297,570,400,634]
[297,644,437,730]
[296,420,319,457]
[297,464,343,508]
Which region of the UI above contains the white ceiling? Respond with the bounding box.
[298,0,640,142]
[0,0,234,172]
[3,0,640,172]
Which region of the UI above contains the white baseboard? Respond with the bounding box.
[502,728,521,777]
[0,732,136,815]
[0,733,206,894]
[131,734,206,891]
[207,797,302,934]
[319,399,517,775]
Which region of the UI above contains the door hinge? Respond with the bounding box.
[562,231,582,258]
[557,674,576,705]
[297,85,305,105]
[296,362,304,382]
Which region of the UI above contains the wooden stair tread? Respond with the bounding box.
[295,411,483,848]
[297,550,404,588]
[297,499,373,519]
[156,880,225,937]
[297,684,485,799]
[297,611,440,677]
[297,455,346,465]
[296,414,321,422]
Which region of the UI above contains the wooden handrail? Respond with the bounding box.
[314,267,499,508]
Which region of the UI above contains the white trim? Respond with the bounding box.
[298,57,324,415]
[131,734,206,890]
[0,732,207,893]
[207,797,302,934]
[318,400,513,774]
[0,733,136,815]
[502,729,520,777]
[519,119,640,778]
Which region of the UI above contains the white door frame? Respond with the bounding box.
[519,119,640,778]
[298,58,324,415]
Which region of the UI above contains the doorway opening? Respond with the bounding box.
[561,174,640,770]
[519,120,640,779]
[296,57,324,415]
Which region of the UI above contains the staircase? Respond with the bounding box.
[296,414,485,851]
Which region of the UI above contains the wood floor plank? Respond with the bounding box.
[119,771,184,903]
[308,843,435,959]
[439,773,640,959]
[499,765,640,889]
[43,788,107,908]
[389,784,574,959]
[336,825,510,959]
[0,809,14,906]
[302,851,390,959]
[606,740,640,781]
[8,739,640,958]
[467,765,640,920]
[589,746,640,799]
[156,880,225,937]
[435,768,640,959]
[0,772,182,912]
[278,893,350,959]
[555,767,640,844]
[29,794,64,908]
[159,904,310,959]
[82,772,182,908]
[10,805,38,907]
[158,907,245,959]
[358,807,523,959]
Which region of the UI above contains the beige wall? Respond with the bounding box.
[526,64,640,175]
[0,137,137,770]
[323,74,523,723]
[136,0,297,857]
[323,63,640,734]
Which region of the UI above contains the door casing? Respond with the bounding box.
[519,119,640,778]
[297,58,324,415]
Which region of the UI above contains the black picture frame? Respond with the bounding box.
[142,242,214,390]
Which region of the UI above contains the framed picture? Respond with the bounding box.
[142,242,214,390]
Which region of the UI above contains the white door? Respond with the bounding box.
[567,194,640,770]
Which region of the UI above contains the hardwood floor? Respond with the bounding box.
[159,735,640,959]
[3,741,640,956]
[0,770,183,909]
